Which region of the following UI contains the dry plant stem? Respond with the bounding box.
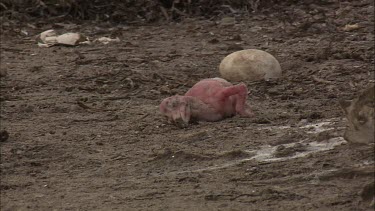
[312,75,332,84]
[160,5,170,21]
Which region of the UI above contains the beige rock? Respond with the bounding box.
[219,49,282,82]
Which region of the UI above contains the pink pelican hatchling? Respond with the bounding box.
[159,78,254,127]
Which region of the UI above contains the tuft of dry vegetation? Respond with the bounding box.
[0,0,289,22]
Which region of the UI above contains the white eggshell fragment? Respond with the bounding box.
[219,49,282,82]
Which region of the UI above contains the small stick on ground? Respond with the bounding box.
[312,75,332,84]
[160,6,170,21]
[77,101,101,112]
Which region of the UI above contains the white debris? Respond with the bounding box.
[36,29,89,47]
[95,37,121,45]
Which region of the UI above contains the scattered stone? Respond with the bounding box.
[343,23,361,32]
[274,143,306,158]
[95,37,120,44]
[220,17,236,26]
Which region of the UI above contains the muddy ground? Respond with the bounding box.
[1,1,374,210]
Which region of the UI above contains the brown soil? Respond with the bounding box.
[1,1,374,210]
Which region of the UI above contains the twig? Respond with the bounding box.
[221,5,237,13]
[138,113,150,120]
[125,77,135,89]
[312,75,332,84]
[77,101,101,112]
[171,7,186,16]
[101,95,130,101]
[71,115,119,123]
[0,2,8,10]
[159,6,169,21]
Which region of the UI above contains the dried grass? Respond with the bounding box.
[0,0,282,22]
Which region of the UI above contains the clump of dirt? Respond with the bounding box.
[272,131,308,146]
[0,130,9,142]
[360,181,375,208]
[150,148,212,163]
[314,129,340,142]
[218,149,253,159]
[274,143,307,158]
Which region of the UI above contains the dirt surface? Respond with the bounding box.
[1,1,374,210]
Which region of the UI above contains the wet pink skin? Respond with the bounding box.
[159,78,254,127]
